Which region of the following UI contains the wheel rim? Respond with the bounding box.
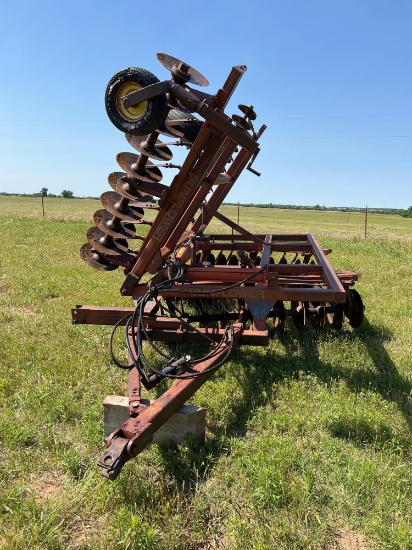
[116,82,148,122]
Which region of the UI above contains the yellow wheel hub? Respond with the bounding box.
[116,82,148,122]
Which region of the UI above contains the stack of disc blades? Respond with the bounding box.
[81,129,170,271]
[81,97,204,272]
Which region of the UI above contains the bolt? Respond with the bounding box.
[151,259,156,265]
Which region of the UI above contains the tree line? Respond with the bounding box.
[0,189,93,199]
[0,188,157,202]
[223,202,412,217]
[0,191,410,217]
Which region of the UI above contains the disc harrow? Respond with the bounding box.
[73,53,365,480]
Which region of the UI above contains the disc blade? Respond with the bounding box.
[197,172,231,186]
[273,300,286,329]
[157,53,209,87]
[216,173,231,184]
[309,304,326,330]
[215,253,227,265]
[292,301,306,330]
[328,303,344,330]
[232,114,252,130]
[157,121,183,138]
[117,152,163,183]
[126,134,173,161]
[80,243,119,271]
[108,172,151,201]
[108,171,166,199]
[128,201,159,210]
[239,104,257,120]
[86,227,129,256]
[100,191,145,223]
[93,209,138,239]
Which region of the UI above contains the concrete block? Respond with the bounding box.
[103,395,206,444]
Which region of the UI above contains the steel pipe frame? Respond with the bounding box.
[72,305,268,345]
[126,234,352,303]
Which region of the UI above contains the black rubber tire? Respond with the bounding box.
[105,67,168,136]
[344,288,364,329]
[167,107,202,143]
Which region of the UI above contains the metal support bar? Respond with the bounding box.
[203,205,264,245]
[98,324,242,479]
[122,80,171,107]
[260,234,273,267]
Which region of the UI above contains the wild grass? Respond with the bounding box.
[0,197,411,549]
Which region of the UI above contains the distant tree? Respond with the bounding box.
[40,187,48,197]
[402,206,412,218]
[61,190,74,199]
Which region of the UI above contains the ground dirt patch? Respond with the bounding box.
[30,472,62,503]
[332,529,368,549]
[9,306,36,317]
[62,516,108,549]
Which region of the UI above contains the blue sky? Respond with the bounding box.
[0,0,411,208]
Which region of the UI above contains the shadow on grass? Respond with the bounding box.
[156,317,411,492]
[290,318,412,431]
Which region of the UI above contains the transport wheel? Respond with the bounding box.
[105,67,168,135]
[162,107,203,143]
[344,288,364,328]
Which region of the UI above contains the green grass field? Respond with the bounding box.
[0,196,411,549]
